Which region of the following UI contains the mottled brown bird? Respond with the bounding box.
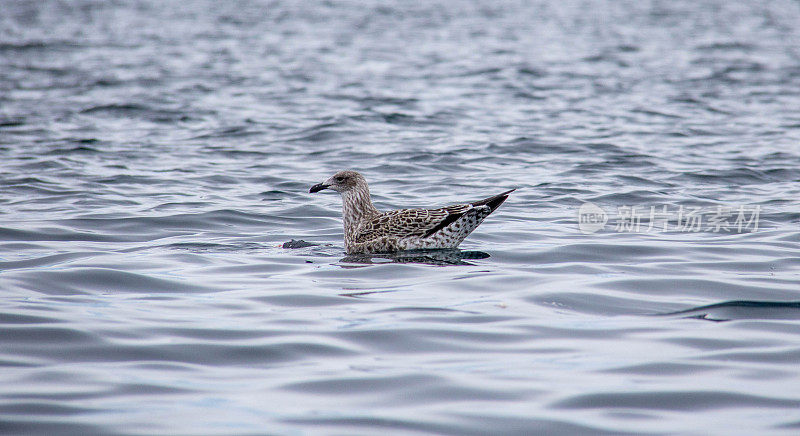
[310,170,514,254]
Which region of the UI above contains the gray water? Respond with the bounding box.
[2,0,800,434]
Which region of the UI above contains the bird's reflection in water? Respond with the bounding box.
[339,249,490,267]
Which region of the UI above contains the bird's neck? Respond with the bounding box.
[341,186,379,239]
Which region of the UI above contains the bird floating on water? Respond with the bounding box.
[309,170,514,254]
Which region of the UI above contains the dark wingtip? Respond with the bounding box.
[475,188,516,212]
[309,183,329,193]
[499,188,516,196]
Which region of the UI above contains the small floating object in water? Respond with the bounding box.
[282,239,319,249]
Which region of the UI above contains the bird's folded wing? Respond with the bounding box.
[354,204,473,243]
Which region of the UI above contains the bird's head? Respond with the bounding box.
[309,170,365,194]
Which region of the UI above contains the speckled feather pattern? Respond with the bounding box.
[312,171,513,254]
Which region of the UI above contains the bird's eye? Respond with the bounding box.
[335,176,345,183]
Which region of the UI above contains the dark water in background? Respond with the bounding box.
[2,0,800,434]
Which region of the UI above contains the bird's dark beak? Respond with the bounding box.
[309,183,330,193]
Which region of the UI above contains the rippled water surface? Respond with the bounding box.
[3,0,800,434]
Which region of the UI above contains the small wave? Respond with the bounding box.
[553,390,800,411]
[4,268,221,295]
[662,300,800,321]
